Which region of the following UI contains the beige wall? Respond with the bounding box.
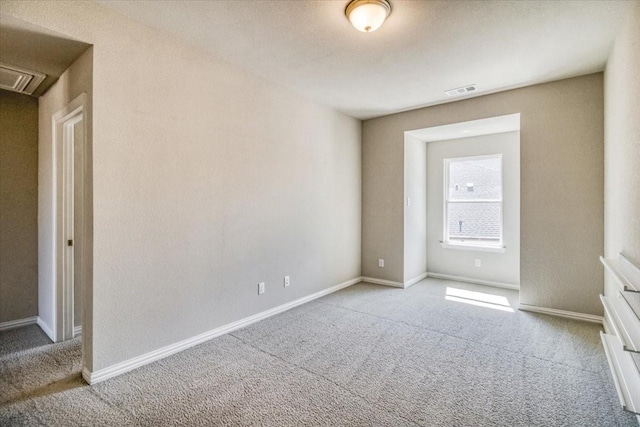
[363,74,604,315]
[0,90,38,323]
[604,1,640,297]
[1,1,361,373]
[426,132,520,286]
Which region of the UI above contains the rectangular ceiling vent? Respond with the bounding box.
[445,84,477,97]
[0,63,46,96]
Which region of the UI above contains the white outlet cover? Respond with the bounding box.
[378,259,384,268]
[284,276,290,287]
[475,259,481,267]
[258,282,265,294]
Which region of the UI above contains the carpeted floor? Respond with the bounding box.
[0,279,637,426]
[0,325,51,358]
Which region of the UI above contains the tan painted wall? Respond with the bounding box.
[604,1,640,297]
[1,1,361,372]
[363,74,604,315]
[0,90,38,323]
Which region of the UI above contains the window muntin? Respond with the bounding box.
[444,155,502,246]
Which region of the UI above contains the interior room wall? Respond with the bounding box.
[426,131,520,287]
[1,1,361,373]
[38,47,93,357]
[403,134,427,283]
[363,73,604,316]
[603,1,640,297]
[0,90,39,324]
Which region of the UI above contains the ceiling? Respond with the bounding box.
[98,0,628,119]
[0,15,91,97]
[407,113,520,142]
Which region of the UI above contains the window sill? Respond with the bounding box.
[440,241,506,253]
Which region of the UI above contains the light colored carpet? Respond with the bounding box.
[1,279,637,426]
[0,325,52,358]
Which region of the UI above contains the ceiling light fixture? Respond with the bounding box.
[345,0,392,33]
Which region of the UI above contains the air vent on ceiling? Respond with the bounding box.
[0,63,46,96]
[445,84,477,97]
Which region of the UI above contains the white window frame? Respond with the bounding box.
[442,154,505,252]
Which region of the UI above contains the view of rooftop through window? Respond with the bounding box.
[445,155,502,244]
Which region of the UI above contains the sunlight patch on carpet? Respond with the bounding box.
[445,287,514,312]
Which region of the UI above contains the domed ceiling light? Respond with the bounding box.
[345,0,392,33]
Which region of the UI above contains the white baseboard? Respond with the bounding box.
[37,317,55,341]
[84,277,362,384]
[0,316,38,331]
[518,303,604,324]
[404,272,428,289]
[74,326,82,337]
[361,276,404,288]
[426,272,520,291]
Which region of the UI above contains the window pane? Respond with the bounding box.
[448,157,501,200]
[447,202,501,241]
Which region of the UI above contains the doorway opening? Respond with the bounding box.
[0,14,93,386]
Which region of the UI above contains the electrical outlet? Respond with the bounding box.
[475,259,481,267]
[284,276,290,287]
[378,259,385,268]
[258,282,265,295]
[407,197,411,206]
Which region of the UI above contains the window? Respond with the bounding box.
[443,154,503,250]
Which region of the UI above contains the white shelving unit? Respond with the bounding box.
[600,253,640,416]
[601,293,640,353]
[601,333,640,413]
[601,254,640,293]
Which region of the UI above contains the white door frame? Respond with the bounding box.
[51,94,86,342]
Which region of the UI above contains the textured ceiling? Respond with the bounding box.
[98,0,628,119]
